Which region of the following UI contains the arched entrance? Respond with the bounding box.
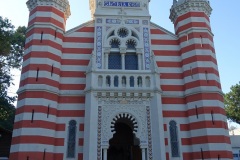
[107,122,142,160]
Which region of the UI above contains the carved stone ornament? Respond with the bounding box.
[170,0,212,23]
[101,105,148,146]
[26,0,71,19]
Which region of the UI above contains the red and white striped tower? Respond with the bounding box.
[170,0,233,159]
[9,0,70,159]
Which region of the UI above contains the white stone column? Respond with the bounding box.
[120,48,126,70]
[136,48,143,70]
[121,53,125,70]
[104,48,110,69]
[103,148,108,160]
[141,148,146,160]
[140,145,147,160]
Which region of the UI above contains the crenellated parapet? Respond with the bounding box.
[170,0,212,23]
[26,0,71,19]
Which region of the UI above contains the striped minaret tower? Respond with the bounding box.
[170,0,233,159]
[9,0,70,159]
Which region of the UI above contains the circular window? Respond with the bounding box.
[117,28,129,38]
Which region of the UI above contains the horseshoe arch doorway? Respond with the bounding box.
[107,116,142,160]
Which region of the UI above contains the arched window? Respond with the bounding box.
[169,120,180,157]
[67,120,77,158]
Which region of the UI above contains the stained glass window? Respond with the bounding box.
[109,52,121,69]
[125,53,138,70]
[67,120,77,158]
[169,120,180,157]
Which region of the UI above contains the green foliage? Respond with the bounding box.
[0,98,15,130]
[224,82,240,124]
[0,16,26,130]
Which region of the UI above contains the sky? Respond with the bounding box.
[0,1,239,101]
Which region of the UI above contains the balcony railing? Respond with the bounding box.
[93,70,154,89]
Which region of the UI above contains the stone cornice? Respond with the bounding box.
[26,0,71,19]
[170,0,212,23]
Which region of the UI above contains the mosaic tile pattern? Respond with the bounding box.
[125,19,139,24]
[96,26,102,69]
[103,1,141,7]
[143,27,150,70]
[106,19,121,24]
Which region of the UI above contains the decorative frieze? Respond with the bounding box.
[125,19,139,24]
[103,1,141,7]
[26,0,71,19]
[170,0,212,23]
[106,19,121,24]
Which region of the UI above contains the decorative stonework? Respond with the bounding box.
[142,20,148,25]
[97,106,102,160]
[26,0,71,19]
[103,1,141,7]
[101,105,148,146]
[96,26,103,69]
[125,19,139,24]
[110,113,139,134]
[170,0,212,23]
[96,18,102,23]
[146,106,153,160]
[106,19,121,24]
[106,26,111,31]
[143,27,151,70]
[96,91,153,105]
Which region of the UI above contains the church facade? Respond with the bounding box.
[10,0,233,159]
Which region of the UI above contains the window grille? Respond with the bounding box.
[125,53,138,70]
[169,120,180,157]
[67,120,77,158]
[109,53,121,69]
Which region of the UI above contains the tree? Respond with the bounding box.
[0,16,26,130]
[224,82,240,124]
